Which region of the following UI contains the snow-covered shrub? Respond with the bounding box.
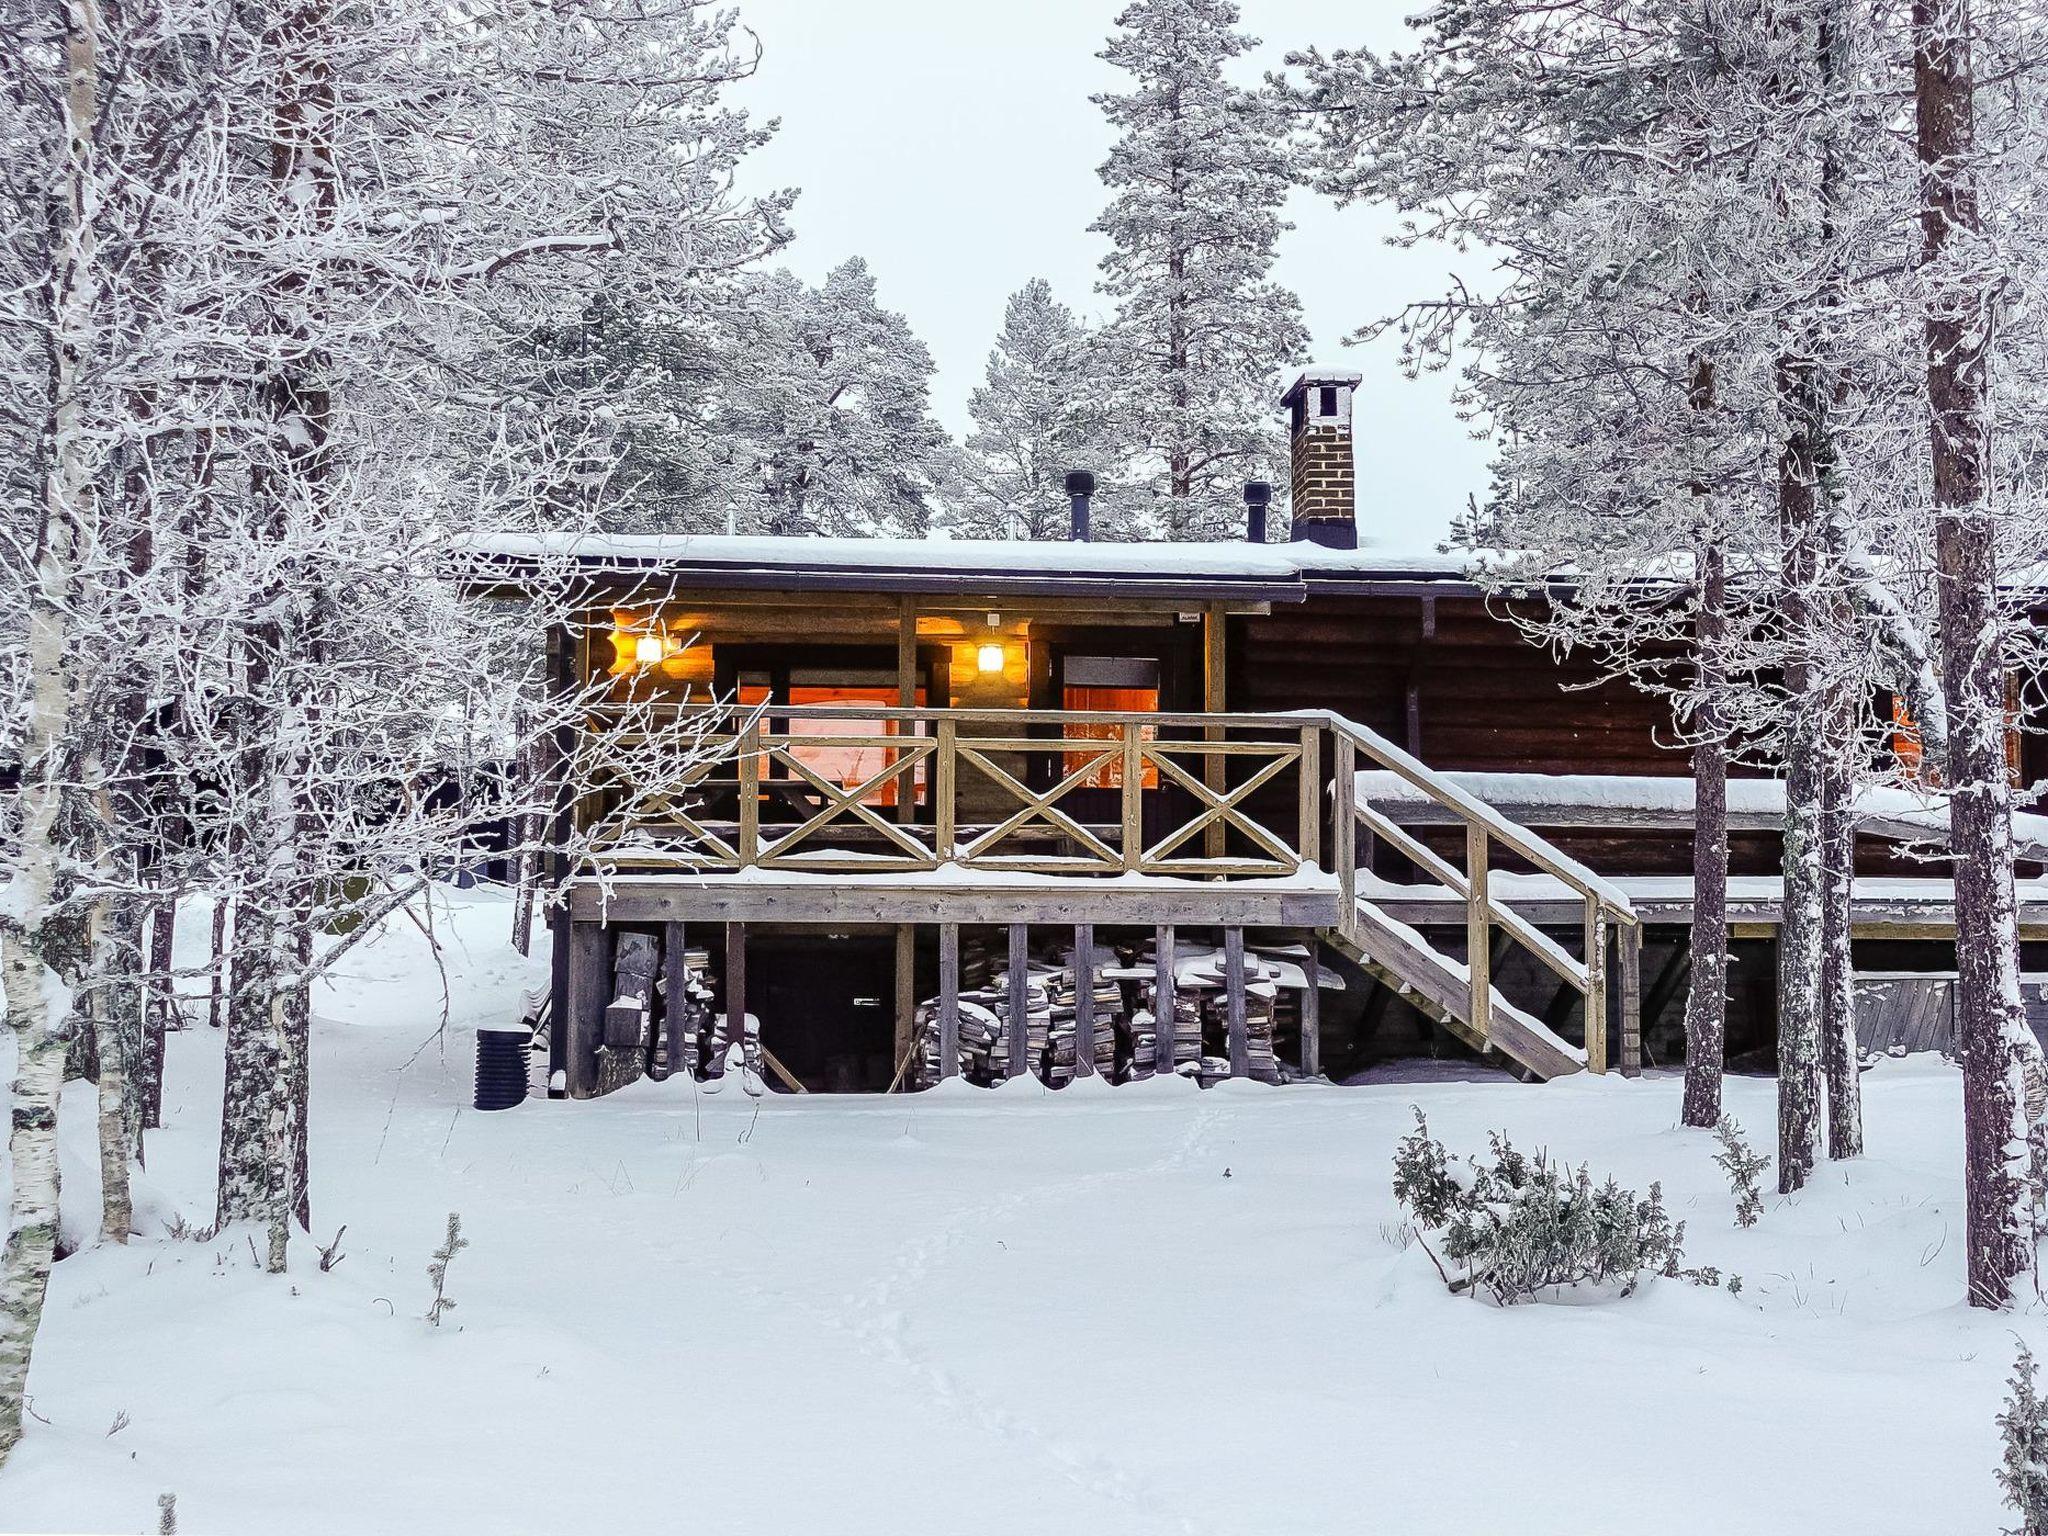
[2001,1343,2048,1536]
[425,1212,467,1327]
[1713,1117,1769,1228]
[1392,1109,1695,1304]
[158,1493,177,1535]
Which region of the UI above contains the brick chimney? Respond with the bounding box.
[1279,369,1361,548]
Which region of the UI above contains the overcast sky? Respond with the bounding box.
[730,0,1488,553]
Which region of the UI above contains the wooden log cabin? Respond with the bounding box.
[468,369,2048,1098]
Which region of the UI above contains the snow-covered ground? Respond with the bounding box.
[1,888,2035,1534]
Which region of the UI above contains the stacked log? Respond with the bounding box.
[988,968,1055,1081]
[658,943,714,1080]
[597,932,661,1095]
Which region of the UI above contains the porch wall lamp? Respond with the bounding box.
[977,641,1006,675]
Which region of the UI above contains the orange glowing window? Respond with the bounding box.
[739,681,925,806]
[1061,657,1161,789]
[1892,686,2022,788]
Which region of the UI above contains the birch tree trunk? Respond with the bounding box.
[1684,536,1730,1129]
[1,0,99,1466]
[1914,0,2033,1308]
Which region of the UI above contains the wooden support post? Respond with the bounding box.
[938,921,961,1080]
[566,921,610,1098]
[1584,905,1609,1076]
[1298,723,1321,869]
[724,921,747,1049]
[662,920,689,1079]
[897,597,917,827]
[1465,826,1492,1041]
[1224,927,1249,1077]
[1007,923,1029,1078]
[1301,940,1321,1079]
[1332,734,1357,937]
[893,924,916,1090]
[737,718,761,866]
[1619,921,1643,1079]
[1073,923,1096,1077]
[1203,605,1227,861]
[1154,924,1176,1076]
[935,717,956,863]
[1121,720,1144,871]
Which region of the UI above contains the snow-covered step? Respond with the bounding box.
[1331,895,1586,1081]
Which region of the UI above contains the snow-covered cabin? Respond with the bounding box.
[463,369,2048,1099]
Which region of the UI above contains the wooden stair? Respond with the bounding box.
[1325,895,1589,1081]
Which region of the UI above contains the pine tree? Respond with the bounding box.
[949,280,1109,539]
[1913,0,2039,1308]
[2004,1342,2048,1536]
[1090,0,1306,540]
[705,259,950,537]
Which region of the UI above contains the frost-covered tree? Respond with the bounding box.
[1910,0,2048,1310]
[0,0,787,1465]
[948,280,1112,539]
[685,259,950,537]
[1281,1,2048,1188]
[1090,0,1307,540]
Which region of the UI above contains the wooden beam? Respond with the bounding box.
[1224,927,1249,1077]
[1007,923,1029,1078]
[897,596,917,827]
[661,920,689,1080]
[1465,826,1492,1042]
[937,921,960,1080]
[1583,910,1609,1075]
[1301,940,1321,1078]
[894,924,916,1080]
[1619,921,1643,1078]
[1298,723,1321,868]
[569,878,1342,929]
[760,1044,808,1093]
[1073,923,1096,1077]
[1155,924,1176,1077]
[724,922,747,1054]
[1204,604,1227,860]
[565,921,610,1098]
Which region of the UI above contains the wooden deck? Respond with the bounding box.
[557,705,1645,1093]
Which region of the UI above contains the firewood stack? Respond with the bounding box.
[1044,959,1121,1082]
[597,932,660,1096]
[1143,977,1204,1078]
[987,968,1055,1081]
[656,943,714,1080]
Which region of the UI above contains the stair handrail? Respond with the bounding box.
[1318,711,1637,1074]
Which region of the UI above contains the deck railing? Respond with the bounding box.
[577,703,1640,1071]
[1324,714,1640,1073]
[579,704,1322,879]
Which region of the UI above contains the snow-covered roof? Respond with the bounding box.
[457,530,1476,600]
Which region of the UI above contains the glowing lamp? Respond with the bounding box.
[977,642,1005,675]
[634,634,665,666]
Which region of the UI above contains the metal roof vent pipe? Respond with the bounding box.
[1243,480,1273,543]
[1065,469,1095,542]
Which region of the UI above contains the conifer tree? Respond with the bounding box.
[950,280,1109,539]
[1090,0,1307,540]
[705,259,950,537]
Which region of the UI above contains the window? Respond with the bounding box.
[1061,656,1161,790]
[739,668,926,806]
[1892,685,2022,788]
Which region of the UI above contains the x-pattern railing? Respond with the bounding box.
[579,705,1320,878]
